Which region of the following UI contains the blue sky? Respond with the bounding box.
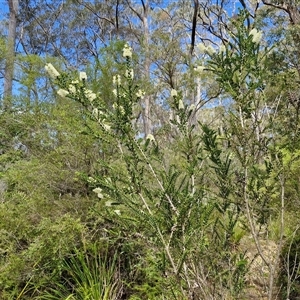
[0,0,8,16]
[0,0,9,37]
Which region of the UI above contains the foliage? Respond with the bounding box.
[0,2,300,300]
[42,40,254,299]
[278,229,300,300]
[37,243,123,300]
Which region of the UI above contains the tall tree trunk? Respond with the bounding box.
[3,0,18,111]
[142,0,152,136]
[126,0,152,136]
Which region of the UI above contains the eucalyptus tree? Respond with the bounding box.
[17,0,105,65]
[3,0,18,111]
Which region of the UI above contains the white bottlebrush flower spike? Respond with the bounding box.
[45,63,60,78]
[206,45,216,55]
[102,123,111,131]
[89,93,97,101]
[119,105,125,115]
[92,108,100,119]
[84,89,97,101]
[113,75,121,85]
[57,89,69,97]
[113,103,125,115]
[125,69,134,79]
[136,89,145,99]
[68,84,76,94]
[249,28,263,44]
[189,104,196,111]
[123,43,132,58]
[79,72,87,81]
[219,44,226,53]
[87,177,96,183]
[146,134,155,142]
[197,43,208,53]
[228,152,235,160]
[197,44,215,55]
[171,89,178,97]
[178,99,184,110]
[194,65,205,73]
[93,187,103,199]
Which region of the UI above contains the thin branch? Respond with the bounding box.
[191,0,199,55]
[115,0,119,32]
[262,0,289,14]
[76,0,115,26]
[126,0,144,22]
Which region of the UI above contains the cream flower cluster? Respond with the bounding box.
[56,86,96,102]
[123,43,132,58]
[84,88,97,101]
[79,72,87,81]
[45,63,60,79]
[197,44,216,55]
[113,75,121,85]
[91,108,110,131]
[178,99,184,110]
[45,66,97,101]
[112,102,125,115]
[136,89,145,99]
[93,187,121,215]
[249,28,263,44]
[57,89,69,97]
[93,187,103,199]
[171,89,178,97]
[44,64,111,132]
[170,89,184,109]
[125,69,134,79]
[194,65,205,73]
[146,133,155,142]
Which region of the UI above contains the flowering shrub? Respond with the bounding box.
[43,14,289,296]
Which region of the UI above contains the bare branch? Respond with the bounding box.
[76,0,115,26]
[262,0,289,14]
[191,0,199,55]
[126,0,144,22]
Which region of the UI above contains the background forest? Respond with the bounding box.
[0,0,300,299]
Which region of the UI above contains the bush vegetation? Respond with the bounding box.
[0,8,300,300]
